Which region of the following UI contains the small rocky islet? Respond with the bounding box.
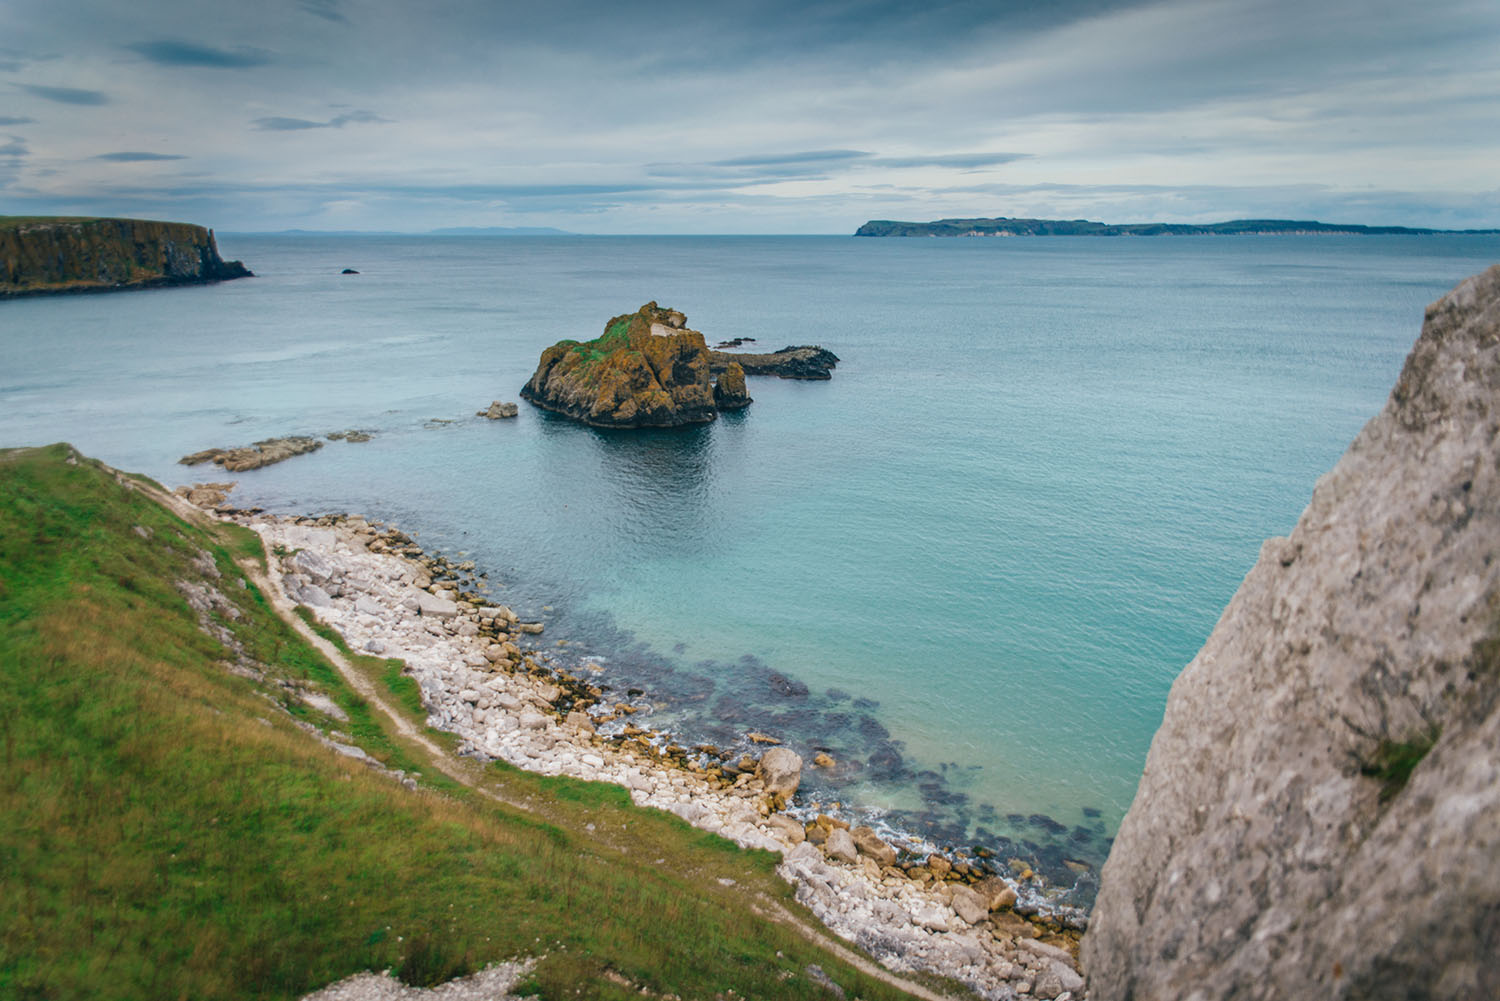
[519,301,837,428]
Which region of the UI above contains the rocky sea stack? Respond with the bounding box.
[0,216,252,298]
[1083,264,1500,1000]
[520,302,752,428]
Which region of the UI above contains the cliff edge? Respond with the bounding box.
[1083,265,1500,999]
[0,216,251,297]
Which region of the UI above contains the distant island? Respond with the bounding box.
[429,225,574,236]
[855,216,1500,238]
[0,216,252,298]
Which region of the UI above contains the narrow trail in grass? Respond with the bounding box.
[135,466,956,1001]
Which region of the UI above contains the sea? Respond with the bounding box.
[5,233,1498,902]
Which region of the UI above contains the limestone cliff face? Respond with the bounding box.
[1083,266,1500,1000]
[0,217,251,297]
[520,303,732,428]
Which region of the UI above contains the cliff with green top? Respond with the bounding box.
[0,216,252,298]
[521,302,746,427]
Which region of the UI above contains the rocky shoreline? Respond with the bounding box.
[223,505,1087,1000]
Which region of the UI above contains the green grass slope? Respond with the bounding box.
[0,444,927,1001]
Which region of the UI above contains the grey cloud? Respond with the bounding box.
[299,0,349,24]
[252,117,328,131]
[874,153,1030,169]
[253,110,389,131]
[0,116,35,125]
[655,149,1029,181]
[713,150,870,167]
[0,46,56,73]
[17,83,108,105]
[125,40,274,68]
[0,135,29,157]
[94,151,188,161]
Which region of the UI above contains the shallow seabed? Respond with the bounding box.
[4,233,1497,892]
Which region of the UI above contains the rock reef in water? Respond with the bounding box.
[0,216,252,297]
[180,436,324,472]
[709,345,839,380]
[477,401,519,419]
[1083,265,1500,1000]
[522,303,777,427]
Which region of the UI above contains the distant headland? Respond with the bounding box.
[854,216,1500,238]
[0,216,252,298]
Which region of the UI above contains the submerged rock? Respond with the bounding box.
[1083,265,1500,1000]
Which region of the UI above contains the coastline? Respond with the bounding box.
[231,503,1089,999]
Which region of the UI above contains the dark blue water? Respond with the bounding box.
[4,234,1496,887]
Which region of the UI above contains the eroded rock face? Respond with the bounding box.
[713,361,751,410]
[1083,265,1500,1000]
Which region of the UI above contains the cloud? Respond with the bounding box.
[654,149,1031,182]
[17,83,107,105]
[874,152,1030,169]
[0,116,35,125]
[94,151,188,161]
[713,150,870,167]
[0,135,29,157]
[252,110,389,130]
[299,0,349,24]
[125,40,273,68]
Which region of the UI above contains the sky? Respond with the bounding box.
[1,0,1497,233]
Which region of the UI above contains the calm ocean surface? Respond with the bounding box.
[5,233,1498,895]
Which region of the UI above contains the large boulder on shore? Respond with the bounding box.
[756,746,803,800]
[1083,265,1500,1000]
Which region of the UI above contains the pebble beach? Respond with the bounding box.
[229,505,1088,1001]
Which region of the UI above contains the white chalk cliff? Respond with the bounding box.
[1083,265,1500,1000]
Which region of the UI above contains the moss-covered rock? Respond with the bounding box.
[0,216,252,297]
[521,303,734,428]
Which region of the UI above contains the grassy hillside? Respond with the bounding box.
[0,444,930,1001]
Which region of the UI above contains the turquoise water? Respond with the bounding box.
[4,234,1497,893]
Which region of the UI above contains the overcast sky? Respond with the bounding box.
[2,0,1497,232]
